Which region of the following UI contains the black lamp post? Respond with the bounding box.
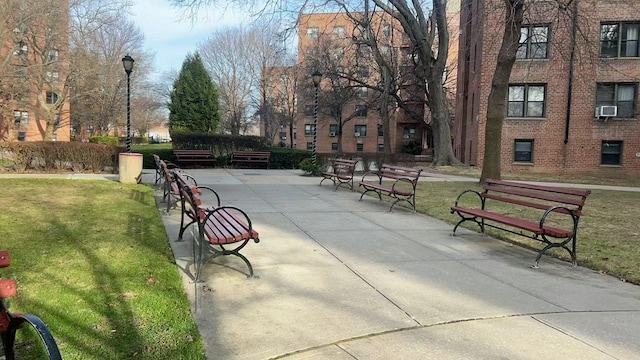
[122,54,135,152]
[311,71,322,167]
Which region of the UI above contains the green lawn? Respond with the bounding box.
[1,171,638,358]
[410,181,640,285]
[0,179,204,359]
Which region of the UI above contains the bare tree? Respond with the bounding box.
[171,0,461,165]
[69,0,149,139]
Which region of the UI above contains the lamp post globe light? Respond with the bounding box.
[311,71,322,167]
[122,54,134,152]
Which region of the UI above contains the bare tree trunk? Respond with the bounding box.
[480,0,525,182]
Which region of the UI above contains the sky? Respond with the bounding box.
[131,0,251,78]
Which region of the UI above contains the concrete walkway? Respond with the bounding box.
[145,168,640,360]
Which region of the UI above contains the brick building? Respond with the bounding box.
[455,0,640,174]
[294,12,429,156]
[1,0,71,142]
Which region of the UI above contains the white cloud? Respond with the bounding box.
[132,0,251,76]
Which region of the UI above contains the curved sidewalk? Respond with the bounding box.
[150,169,640,360]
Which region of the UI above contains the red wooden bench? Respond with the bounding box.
[1,250,62,359]
[171,170,221,243]
[230,151,271,169]
[158,160,197,214]
[177,181,260,280]
[173,149,217,168]
[320,158,358,191]
[451,179,591,267]
[358,164,423,212]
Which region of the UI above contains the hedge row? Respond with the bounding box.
[0,142,120,173]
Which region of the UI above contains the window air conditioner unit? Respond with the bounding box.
[329,132,336,137]
[596,105,617,118]
[354,132,360,137]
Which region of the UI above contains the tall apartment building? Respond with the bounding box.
[293,12,429,156]
[455,0,640,174]
[1,0,71,142]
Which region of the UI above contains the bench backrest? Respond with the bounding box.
[379,164,422,184]
[333,159,357,175]
[232,151,271,159]
[483,179,591,216]
[174,150,214,157]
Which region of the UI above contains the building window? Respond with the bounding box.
[304,124,316,136]
[306,142,313,151]
[332,26,345,39]
[378,144,384,152]
[355,105,367,117]
[508,84,546,118]
[331,143,338,151]
[13,111,29,126]
[403,127,416,140]
[306,27,318,39]
[46,71,59,83]
[382,24,391,37]
[329,124,338,135]
[13,41,27,56]
[601,23,639,58]
[596,83,637,118]
[517,25,549,59]
[377,125,383,137]
[514,140,534,163]
[46,91,59,105]
[304,104,314,117]
[46,49,59,62]
[601,141,622,165]
[358,87,368,99]
[356,143,364,151]
[357,66,369,78]
[17,132,26,141]
[279,131,286,140]
[354,125,367,137]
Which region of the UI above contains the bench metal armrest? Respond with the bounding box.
[195,186,221,207]
[540,205,579,232]
[391,177,415,192]
[452,189,484,212]
[360,171,381,183]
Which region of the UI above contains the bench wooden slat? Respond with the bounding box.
[484,184,587,207]
[451,207,572,238]
[486,179,591,197]
[202,209,259,244]
[481,193,583,216]
[0,279,17,299]
[0,250,10,268]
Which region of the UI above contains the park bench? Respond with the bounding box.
[450,179,591,267]
[159,160,196,214]
[173,149,217,168]
[177,182,260,280]
[153,154,179,185]
[171,170,221,243]
[358,164,423,212]
[1,250,62,359]
[319,158,358,191]
[230,151,271,169]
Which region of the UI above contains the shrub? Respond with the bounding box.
[299,158,321,176]
[89,136,119,146]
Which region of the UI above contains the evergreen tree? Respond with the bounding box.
[168,53,220,132]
